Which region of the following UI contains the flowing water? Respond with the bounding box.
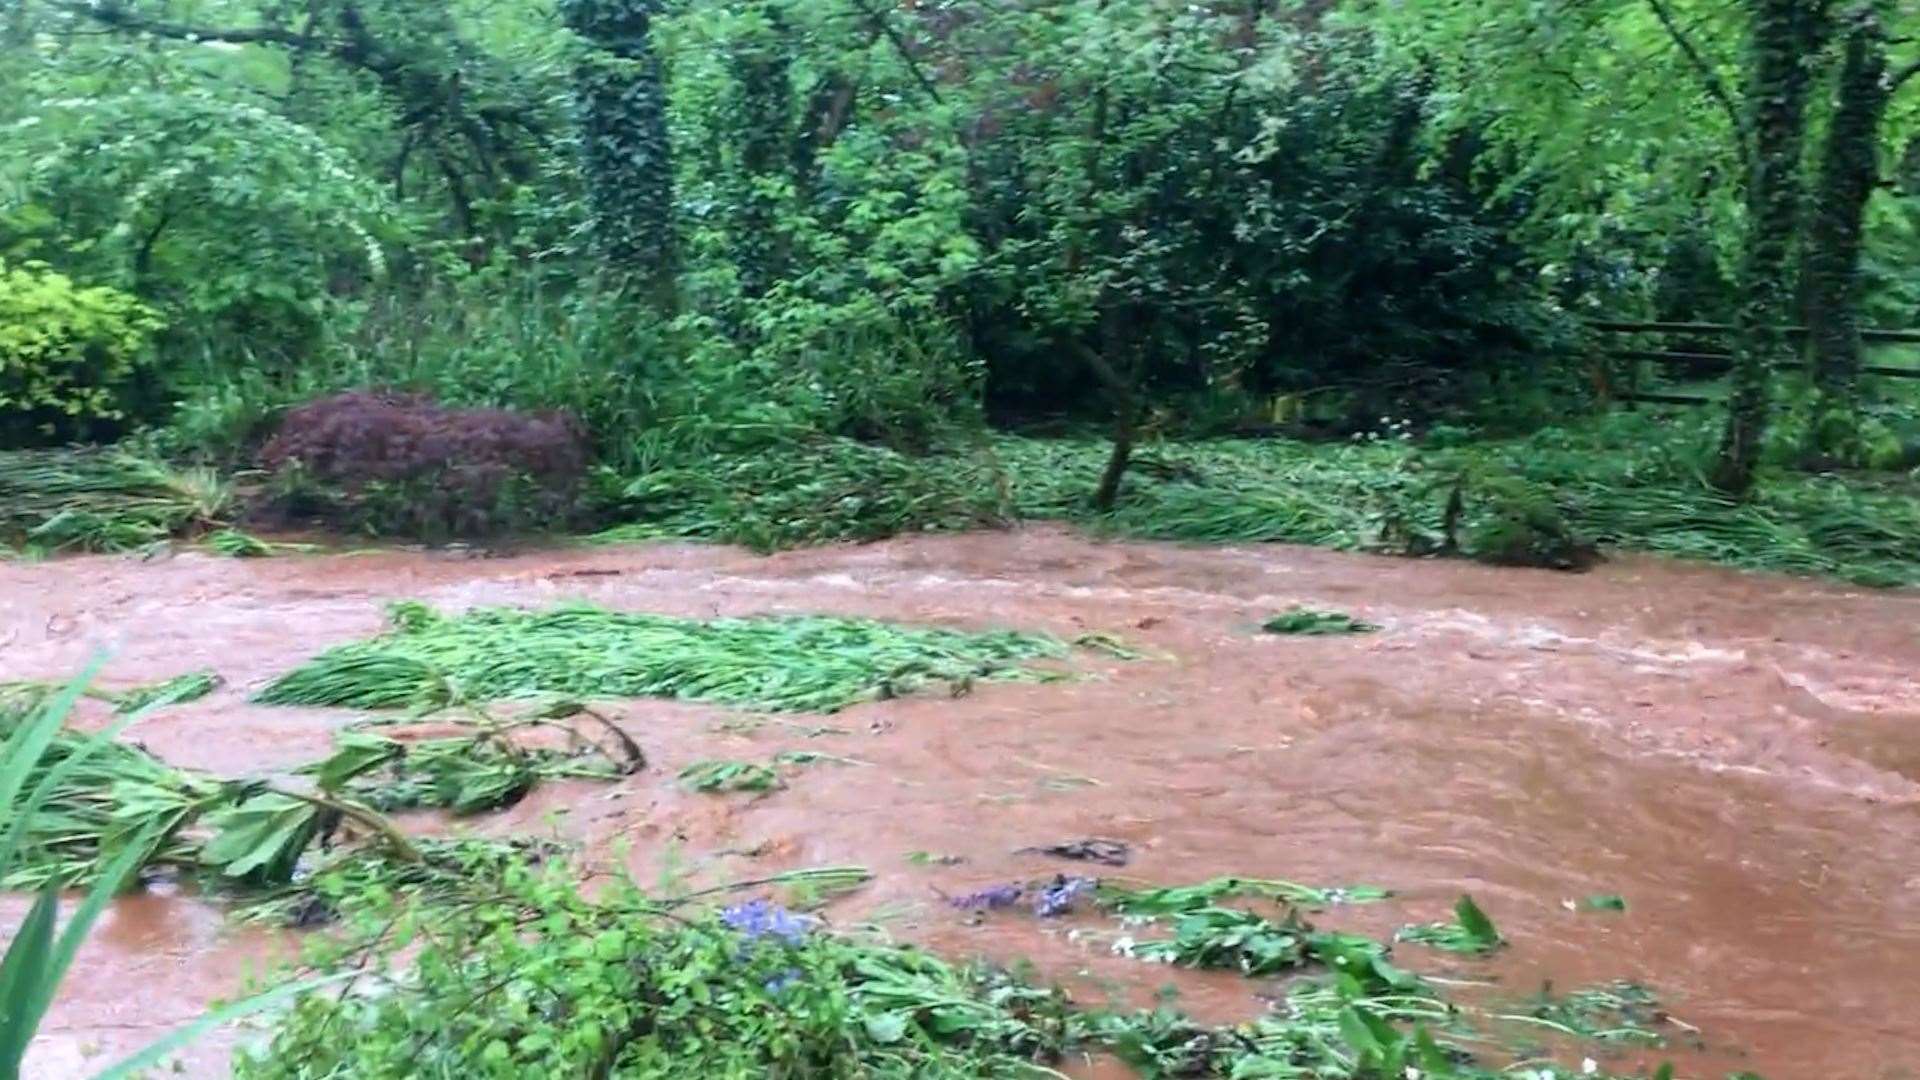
[4,526,1918,1078]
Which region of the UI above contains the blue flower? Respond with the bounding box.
[764,968,803,995]
[1033,876,1095,917]
[721,899,811,944]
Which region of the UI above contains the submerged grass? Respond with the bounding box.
[0,447,230,553]
[257,601,1073,713]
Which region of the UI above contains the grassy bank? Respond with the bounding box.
[5,409,1917,586]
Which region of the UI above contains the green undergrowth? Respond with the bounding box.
[588,435,1010,552]
[997,411,1920,586]
[233,853,1678,1080]
[256,601,1077,713]
[0,447,231,554]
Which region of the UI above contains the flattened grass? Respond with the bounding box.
[258,601,1072,713]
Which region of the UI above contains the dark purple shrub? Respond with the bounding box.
[258,390,591,537]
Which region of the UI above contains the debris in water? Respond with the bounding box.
[1261,606,1380,635]
[1018,838,1130,866]
[1396,893,1505,954]
[1033,875,1097,917]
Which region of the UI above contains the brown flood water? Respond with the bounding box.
[3,526,1918,1079]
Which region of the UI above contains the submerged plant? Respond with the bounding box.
[679,759,783,793]
[1397,894,1505,955]
[1261,607,1382,635]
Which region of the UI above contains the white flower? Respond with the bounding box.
[1582,1059,1599,1076]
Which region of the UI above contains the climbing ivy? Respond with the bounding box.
[561,0,676,296]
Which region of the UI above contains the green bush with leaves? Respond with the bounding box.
[0,260,162,447]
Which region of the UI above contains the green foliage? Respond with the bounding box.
[1129,906,1314,976]
[678,759,784,794]
[309,720,641,816]
[1454,474,1591,570]
[235,864,1077,1078]
[562,0,675,286]
[0,447,229,553]
[256,601,1074,713]
[0,259,162,446]
[1396,895,1505,955]
[3,90,396,363]
[110,670,221,715]
[1262,608,1382,636]
[997,412,1920,586]
[593,436,1008,551]
[0,669,165,1079]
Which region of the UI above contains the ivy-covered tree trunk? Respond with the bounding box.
[562,0,676,302]
[1800,2,1890,464]
[1712,0,1834,494]
[732,6,794,302]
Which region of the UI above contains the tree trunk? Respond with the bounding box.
[1801,2,1890,463]
[1712,0,1835,494]
[563,0,677,305]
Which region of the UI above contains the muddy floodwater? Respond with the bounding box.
[4,526,1918,1079]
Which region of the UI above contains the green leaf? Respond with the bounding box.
[863,1012,909,1044]
[0,888,58,1072]
[1455,893,1501,948]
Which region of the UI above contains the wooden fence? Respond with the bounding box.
[1590,320,1920,406]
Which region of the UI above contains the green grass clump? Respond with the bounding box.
[1396,894,1504,955]
[679,759,784,793]
[257,601,1071,713]
[0,447,230,553]
[1262,607,1380,635]
[590,436,1009,552]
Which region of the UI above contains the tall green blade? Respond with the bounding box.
[0,660,105,831]
[90,972,354,1080]
[15,823,167,1052]
[0,888,58,1079]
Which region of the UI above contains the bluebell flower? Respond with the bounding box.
[1033,875,1095,917]
[721,899,811,944]
[763,968,803,994]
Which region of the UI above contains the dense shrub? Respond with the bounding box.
[0,259,163,447]
[258,391,591,537]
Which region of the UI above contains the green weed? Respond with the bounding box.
[679,759,784,793]
[1262,607,1381,635]
[1396,894,1505,954]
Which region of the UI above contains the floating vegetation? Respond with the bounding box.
[0,447,230,553]
[0,669,221,716]
[679,759,784,793]
[111,670,221,714]
[1397,894,1505,954]
[1495,980,1675,1047]
[310,713,642,816]
[257,601,1075,713]
[1262,606,1381,635]
[0,688,629,893]
[1100,875,1392,914]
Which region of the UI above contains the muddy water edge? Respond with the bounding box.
[3,525,1917,1079]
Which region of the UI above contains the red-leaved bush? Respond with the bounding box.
[258,391,591,536]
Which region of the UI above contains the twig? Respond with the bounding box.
[846,0,943,103]
[1645,0,1752,171]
